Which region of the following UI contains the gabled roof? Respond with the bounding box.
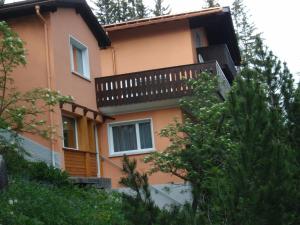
[0,0,111,48]
[105,7,241,66]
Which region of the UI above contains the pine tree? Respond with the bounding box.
[94,0,148,24]
[135,0,148,19]
[120,156,159,225]
[203,0,220,8]
[226,68,299,225]
[152,0,171,17]
[231,0,260,67]
[94,0,116,24]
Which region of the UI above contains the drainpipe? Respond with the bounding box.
[94,124,101,177]
[35,5,56,167]
[105,30,117,75]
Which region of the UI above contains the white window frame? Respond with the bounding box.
[69,35,90,80]
[107,118,155,157]
[62,115,79,150]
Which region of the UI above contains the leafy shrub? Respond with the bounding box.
[0,136,70,186]
[0,178,127,225]
[0,136,29,175]
[27,162,70,187]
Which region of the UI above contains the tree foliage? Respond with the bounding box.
[145,73,234,223]
[203,0,220,8]
[152,0,171,16]
[94,0,171,24]
[231,0,260,67]
[119,155,159,225]
[94,0,149,24]
[225,68,299,225]
[94,0,116,24]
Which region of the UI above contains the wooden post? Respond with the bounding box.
[85,152,90,177]
[77,116,89,151]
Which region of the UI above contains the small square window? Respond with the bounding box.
[70,36,90,79]
[108,119,155,156]
[62,116,78,149]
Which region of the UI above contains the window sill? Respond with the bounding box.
[109,149,155,158]
[72,71,91,82]
[63,147,80,152]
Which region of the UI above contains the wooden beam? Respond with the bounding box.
[60,101,114,122]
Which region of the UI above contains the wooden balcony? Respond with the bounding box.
[197,44,237,82]
[95,61,230,108]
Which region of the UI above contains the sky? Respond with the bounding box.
[5,0,300,80]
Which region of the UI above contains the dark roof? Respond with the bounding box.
[0,0,111,48]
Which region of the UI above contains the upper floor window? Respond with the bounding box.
[62,116,78,149]
[69,36,90,80]
[108,119,155,157]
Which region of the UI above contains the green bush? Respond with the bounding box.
[0,139,31,178]
[0,178,127,225]
[27,162,70,187]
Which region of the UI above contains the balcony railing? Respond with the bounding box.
[197,44,237,81]
[95,61,230,108]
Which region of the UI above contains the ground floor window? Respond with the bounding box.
[62,116,78,149]
[108,119,154,156]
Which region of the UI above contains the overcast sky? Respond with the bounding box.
[5,0,300,80]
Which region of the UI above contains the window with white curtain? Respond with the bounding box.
[108,119,154,156]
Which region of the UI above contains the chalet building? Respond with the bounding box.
[0,0,240,193]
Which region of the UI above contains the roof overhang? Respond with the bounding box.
[189,7,241,66]
[0,0,111,48]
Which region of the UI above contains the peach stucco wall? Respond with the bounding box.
[8,15,52,149]
[99,107,184,188]
[49,8,104,160]
[99,19,197,76]
[49,8,101,111]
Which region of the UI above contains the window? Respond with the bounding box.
[69,36,90,79]
[62,116,78,149]
[108,119,154,156]
[192,29,203,48]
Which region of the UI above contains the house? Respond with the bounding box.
[0,0,240,191]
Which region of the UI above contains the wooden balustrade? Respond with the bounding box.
[63,148,98,177]
[95,61,220,107]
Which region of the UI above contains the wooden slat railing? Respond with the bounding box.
[63,148,98,177]
[95,61,222,107]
